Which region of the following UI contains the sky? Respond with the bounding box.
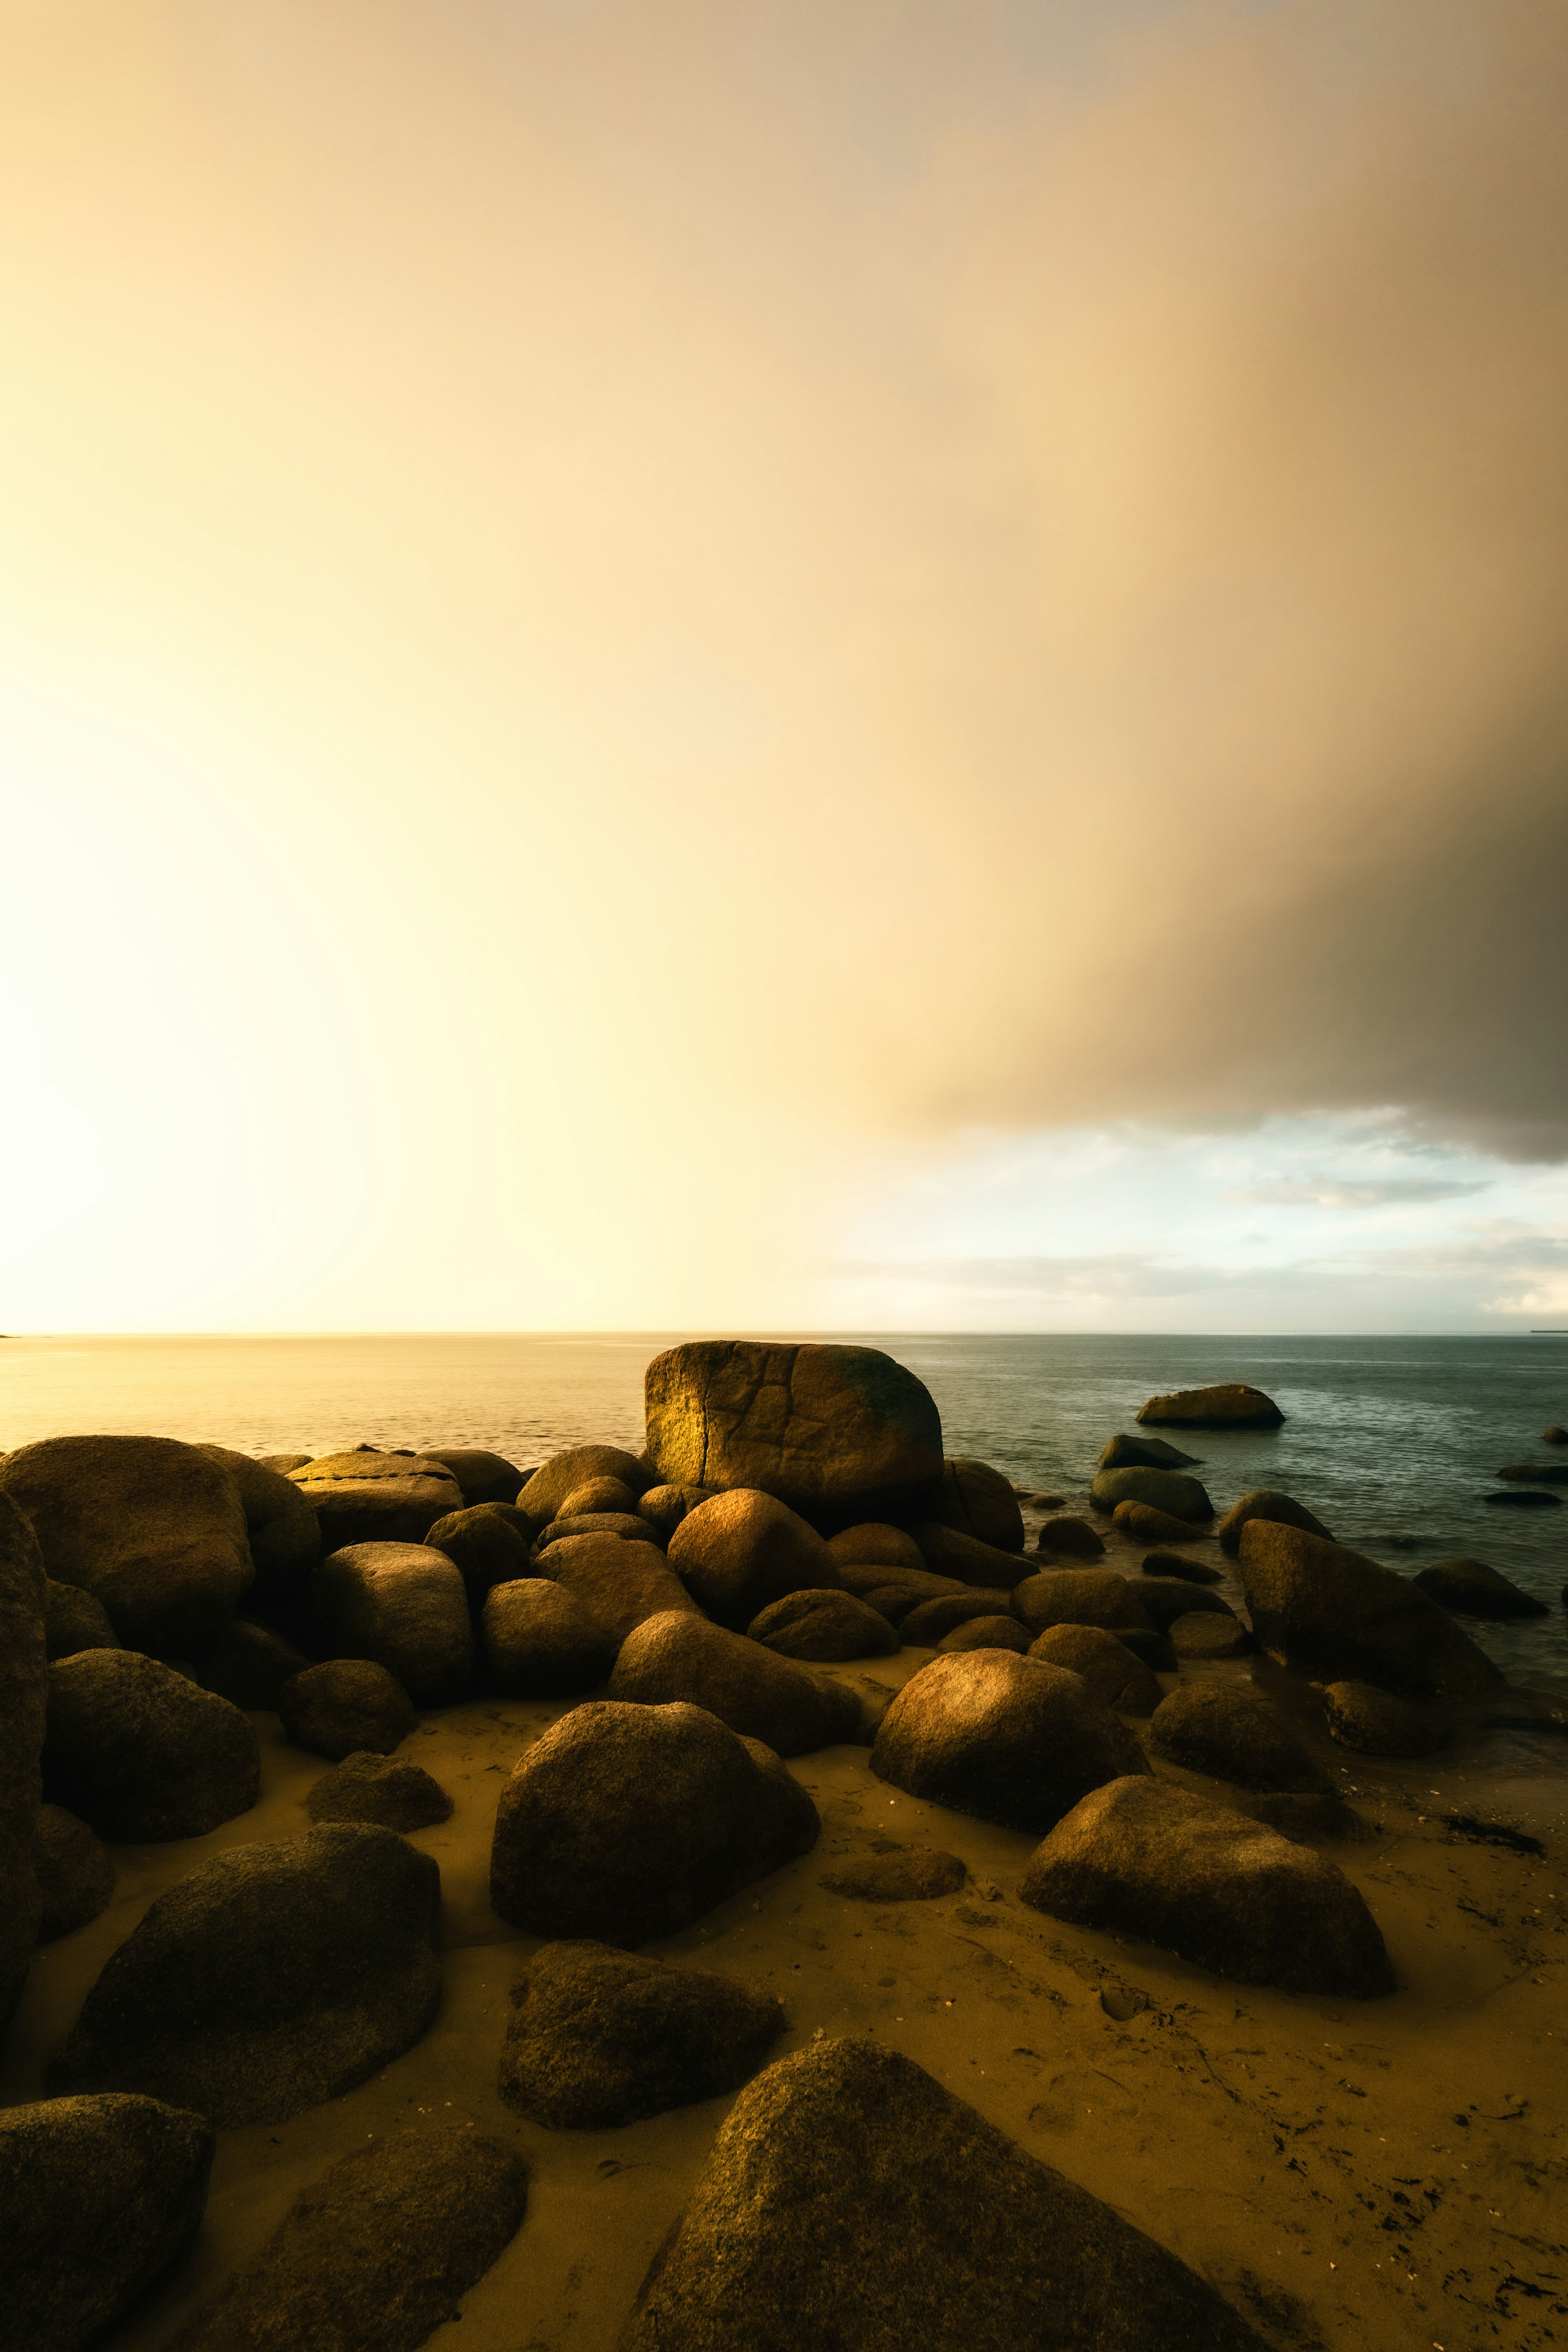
[1,0,1565,1334]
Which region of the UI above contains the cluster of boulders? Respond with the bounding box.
[0,1343,1555,2350]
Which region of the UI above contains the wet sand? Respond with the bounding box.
[7,1501,1566,2352]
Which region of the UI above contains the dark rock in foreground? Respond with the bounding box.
[2,2092,214,2352]
[195,1618,310,1710]
[1137,1383,1283,1429]
[50,1824,442,2125]
[609,1612,860,1757]
[1322,1680,1451,1757]
[819,1845,967,1901]
[1020,1776,1394,1998]
[500,1940,785,2129]
[305,1751,454,1831]
[618,2038,1272,2352]
[1413,1557,1547,1620]
[44,1650,260,1843]
[171,2131,527,2352]
[1,1492,47,2034]
[1238,1521,1502,1701]
[277,1658,419,1760]
[870,1650,1147,1833]
[1148,1683,1332,1793]
[33,1804,116,1940]
[490,1700,819,1944]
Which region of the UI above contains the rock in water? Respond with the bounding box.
[276,1659,418,1759]
[1148,1684,1332,1793]
[0,1435,253,1655]
[42,1579,120,1661]
[288,1452,464,1551]
[1140,1548,1223,1584]
[1413,1557,1548,1620]
[499,1940,785,2129]
[0,1492,47,2036]
[1035,1515,1105,1560]
[869,1650,1147,1833]
[609,1613,860,1757]
[1010,1570,1154,1636]
[1019,1777,1394,1998]
[519,1446,652,1523]
[33,1805,116,1940]
[666,1490,840,1630]
[1238,1521,1503,1700]
[311,1543,474,1706]
[1137,1383,1284,1429]
[44,1650,260,1842]
[483,1578,618,1697]
[416,1445,526,1505]
[1322,1681,1452,1757]
[747,1588,898,1661]
[1113,1498,1209,1544]
[1090,1467,1214,1521]
[931,1458,1025,1551]
[1,2093,214,2352]
[49,1824,441,2126]
[305,1751,454,1831]
[1027,1624,1163,1714]
[490,1700,819,1943]
[619,2038,1272,2352]
[171,2131,527,2352]
[644,1341,944,1526]
[1097,1432,1203,1471]
[1216,1488,1333,1555]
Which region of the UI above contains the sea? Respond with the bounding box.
[3,1330,1566,1689]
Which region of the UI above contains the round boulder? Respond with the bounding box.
[304,1750,454,1830]
[423,1505,532,1606]
[939,1616,1032,1655]
[900,1589,1016,1645]
[1036,1517,1106,1561]
[276,1659,418,1760]
[483,1577,618,1698]
[1091,1467,1214,1522]
[311,1542,474,1706]
[1148,1683,1331,1793]
[44,1650,260,1843]
[747,1588,898,1662]
[1412,1557,1547,1620]
[1135,1579,1237,1632]
[43,1579,120,1662]
[536,1533,699,1645]
[34,1803,116,1940]
[1011,1570,1154,1637]
[1170,1612,1254,1659]
[1322,1680,1452,1757]
[635,1484,715,1539]
[416,1446,525,1505]
[1216,1489,1333,1557]
[1136,1383,1284,1429]
[609,1612,861,1757]
[1114,1499,1209,1544]
[194,1618,310,1710]
[1028,1623,1163,1715]
[827,1523,927,1573]
[519,1447,652,1524]
[668,1490,840,1631]
[558,1475,641,1519]
[288,1452,464,1551]
[1238,1521,1501,1701]
[933,1458,1025,1552]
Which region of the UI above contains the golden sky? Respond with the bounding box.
[2,0,1565,1331]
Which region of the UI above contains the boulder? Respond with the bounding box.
[490,1700,819,1942]
[258,1454,312,1475]
[1148,1683,1332,1793]
[635,1483,714,1538]
[1413,1557,1548,1620]
[194,1618,310,1709]
[932,1458,1024,1552]
[1495,1462,1568,1483]
[423,1504,531,1604]
[483,1577,618,1697]
[195,1444,321,1582]
[171,2131,526,2352]
[909,1522,1035,1590]
[1035,1515,1105,1561]
[900,1589,1016,1644]
[1027,1624,1163,1715]
[1234,1791,1379,1844]
[1114,1498,1209,1544]
[939,1615,1032,1655]
[1169,1612,1254,1659]
[416,1446,525,1505]
[1238,1521,1503,1701]
[609,1613,860,1757]
[0,1436,253,1655]
[1140,1548,1223,1584]
[667,1490,839,1630]
[835,1561,965,1610]
[519,1446,651,1524]
[288,1453,464,1551]
[1,1494,47,2034]
[1137,1383,1284,1429]
[819,1846,967,1901]
[305,1751,454,1830]
[1116,1627,1177,1673]
[44,1650,259,1842]
[1098,1432,1201,1471]
[644,1340,944,1526]
[538,1533,700,1645]
[1217,1488,1333,1556]
[536,1510,660,1552]
[1021,1780,1393,1996]
[277,1659,418,1760]
[34,1804,116,1940]
[1090,1466,1214,1522]
[43,1579,120,1661]
[1546,1425,1568,1445]
[869,1650,1147,1833]
[1,2093,214,2352]
[1010,1570,1153,1637]
[747,1588,898,1661]
[1134,1578,1237,1632]
[558,1475,642,1518]
[499,1940,785,2129]
[619,2037,1272,2352]
[1483,1487,1562,1507]
[312,1543,474,1706]
[1322,1680,1452,1757]
[827,1523,928,1573]
[50,1824,442,2125]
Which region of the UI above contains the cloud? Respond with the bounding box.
[1228,1177,1493,1208]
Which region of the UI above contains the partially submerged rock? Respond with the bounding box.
[1322,1680,1452,1757]
[305,1751,454,1830]
[1238,1521,1503,1701]
[490,1700,819,1943]
[747,1588,898,1661]
[619,2038,1272,2352]
[1098,1432,1202,1472]
[609,1612,860,1757]
[277,1659,418,1760]
[50,1824,442,2126]
[499,1940,785,2129]
[171,2131,527,2352]
[1217,1488,1333,1555]
[44,1650,260,1842]
[1413,1557,1547,1620]
[1137,1383,1284,1429]
[1148,1683,1332,1793]
[1020,1776,1394,1998]
[2,2092,214,2352]
[1035,1515,1105,1561]
[33,1804,116,1940]
[666,1490,839,1631]
[870,1650,1147,1833]
[1090,1466,1214,1522]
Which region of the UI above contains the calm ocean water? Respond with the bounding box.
[3,1331,1566,1685]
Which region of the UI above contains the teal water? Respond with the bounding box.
[3,1330,1565,1682]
